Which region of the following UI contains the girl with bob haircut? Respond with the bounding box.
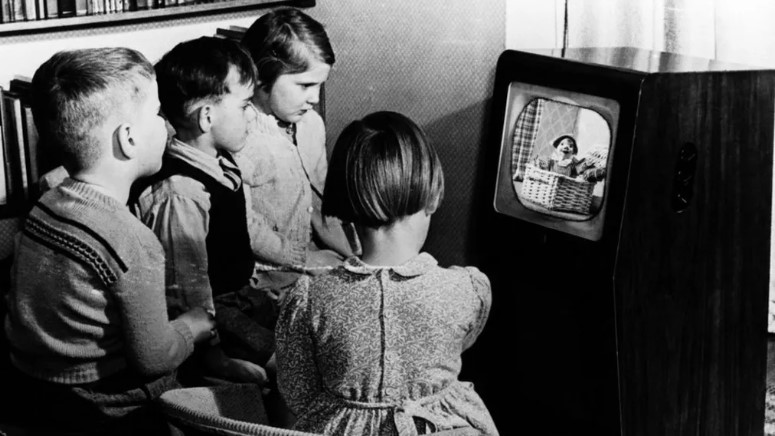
[275,111,499,436]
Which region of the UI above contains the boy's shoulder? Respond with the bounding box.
[28,185,162,286]
[137,173,211,206]
[133,143,218,212]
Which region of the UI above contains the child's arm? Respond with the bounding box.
[276,277,323,414]
[311,209,356,259]
[452,266,493,352]
[138,192,216,314]
[246,211,308,267]
[201,345,268,386]
[117,248,210,376]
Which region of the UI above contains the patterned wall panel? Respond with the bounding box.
[0,218,20,261]
[310,0,506,266]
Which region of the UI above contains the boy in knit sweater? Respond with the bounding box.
[132,37,268,385]
[3,48,216,434]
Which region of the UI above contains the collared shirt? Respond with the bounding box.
[134,138,241,317]
[234,110,328,272]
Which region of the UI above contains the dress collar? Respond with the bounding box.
[342,252,438,278]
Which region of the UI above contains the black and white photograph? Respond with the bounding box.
[0,1,775,435]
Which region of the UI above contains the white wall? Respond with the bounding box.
[0,9,264,88]
[505,0,562,50]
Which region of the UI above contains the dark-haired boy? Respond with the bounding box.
[132,36,267,385]
[3,47,215,434]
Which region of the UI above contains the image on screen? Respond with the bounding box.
[493,82,620,241]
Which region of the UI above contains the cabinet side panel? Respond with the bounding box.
[616,71,775,436]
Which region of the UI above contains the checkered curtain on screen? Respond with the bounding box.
[511,98,544,182]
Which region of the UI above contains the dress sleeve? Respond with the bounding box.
[462,266,493,351]
[276,276,323,415]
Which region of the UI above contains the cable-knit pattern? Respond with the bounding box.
[25,215,118,286]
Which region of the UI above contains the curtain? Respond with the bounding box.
[507,0,775,68]
[511,98,544,182]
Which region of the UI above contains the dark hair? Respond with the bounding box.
[155,36,257,129]
[31,47,155,172]
[323,111,445,228]
[241,8,334,90]
[552,134,578,154]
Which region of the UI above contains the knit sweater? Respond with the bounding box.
[4,178,195,384]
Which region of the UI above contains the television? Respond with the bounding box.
[477,48,775,435]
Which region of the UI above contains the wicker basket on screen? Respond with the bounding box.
[521,164,594,214]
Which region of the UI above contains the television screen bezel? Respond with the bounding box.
[489,49,645,243]
[494,82,621,241]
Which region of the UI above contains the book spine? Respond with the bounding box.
[0,93,7,206]
[35,0,46,19]
[23,0,36,20]
[0,0,12,23]
[21,104,38,191]
[44,0,56,18]
[57,0,74,17]
[12,0,26,22]
[74,0,85,15]
[3,92,30,202]
[0,91,20,206]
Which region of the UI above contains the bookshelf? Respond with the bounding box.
[0,0,312,35]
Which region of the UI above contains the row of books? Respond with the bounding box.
[0,77,51,211]
[1,0,241,23]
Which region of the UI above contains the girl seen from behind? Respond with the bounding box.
[276,111,499,436]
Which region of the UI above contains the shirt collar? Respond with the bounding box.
[342,252,438,278]
[166,138,241,191]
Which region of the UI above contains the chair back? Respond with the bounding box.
[158,384,321,436]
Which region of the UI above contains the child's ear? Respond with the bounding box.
[196,105,213,133]
[116,123,137,160]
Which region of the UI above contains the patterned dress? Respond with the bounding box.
[276,253,498,436]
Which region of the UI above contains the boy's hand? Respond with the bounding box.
[176,307,216,343]
[203,346,269,386]
[221,357,269,386]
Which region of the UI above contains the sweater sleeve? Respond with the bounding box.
[276,276,323,415]
[114,230,196,376]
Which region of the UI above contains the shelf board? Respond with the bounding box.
[0,0,313,36]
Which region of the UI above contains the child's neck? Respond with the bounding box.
[176,131,218,157]
[358,212,429,267]
[71,169,131,204]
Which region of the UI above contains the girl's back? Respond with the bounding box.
[277,253,497,435]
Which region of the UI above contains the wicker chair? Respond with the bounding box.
[157,384,321,436]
